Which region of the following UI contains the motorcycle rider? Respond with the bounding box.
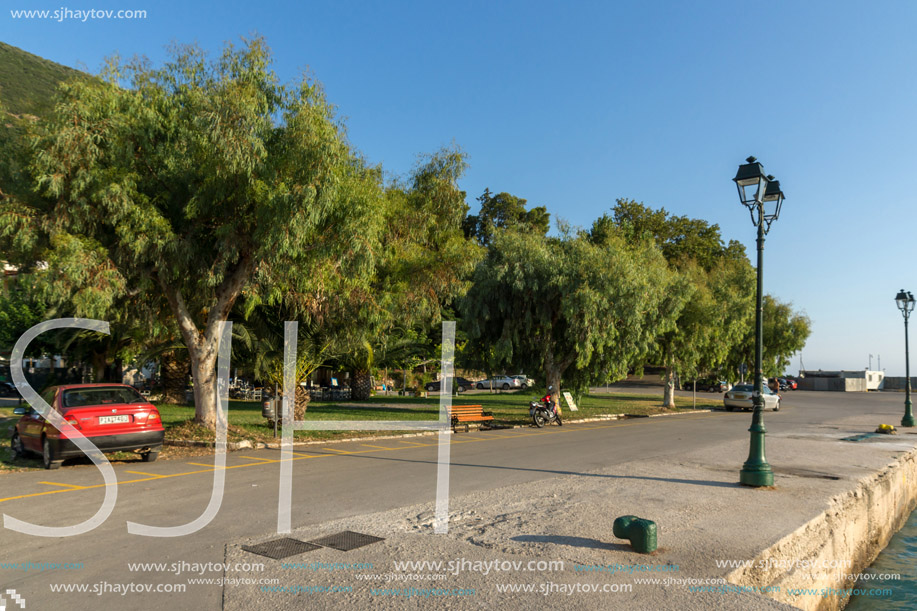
[541,385,557,416]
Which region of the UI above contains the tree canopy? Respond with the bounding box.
[0,38,383,427]
[593,200,757,405]
[728,295,812,377]
[461,226,677,396]
[462,189,550,246]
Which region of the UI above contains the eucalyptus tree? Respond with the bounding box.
[462,225,677,396]
[0,38,383,429]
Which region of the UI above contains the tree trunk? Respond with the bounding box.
[159,255,252,430]
[294,386,310,421]
[663,366,677,409]
[543,347,562,396]
[189,344,218,429]
[90,351,106,382]
[351,368,372,400]
[160,350,190,405]
[104,358,123,383]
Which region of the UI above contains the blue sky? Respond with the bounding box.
[3,0,916,375]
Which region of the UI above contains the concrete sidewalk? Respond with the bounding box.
[221,410,917,610]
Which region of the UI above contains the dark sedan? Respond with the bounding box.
[425,377,475,393]
[682,379,729,392]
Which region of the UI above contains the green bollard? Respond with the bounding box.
[613,515,657,553]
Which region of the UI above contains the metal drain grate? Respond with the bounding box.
[242,538,322,560]
[308,531,385,552]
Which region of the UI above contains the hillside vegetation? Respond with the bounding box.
[0,41,85,117]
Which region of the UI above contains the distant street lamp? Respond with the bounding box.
[895,289,916,427]
[733,156,785,487]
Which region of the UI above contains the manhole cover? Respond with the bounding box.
[242,538,321,560]
[308,531,385,551]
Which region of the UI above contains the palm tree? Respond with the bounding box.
[234,308,338,420]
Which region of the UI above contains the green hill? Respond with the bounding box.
[0,41,85,118]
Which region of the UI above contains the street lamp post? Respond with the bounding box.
[733,156,785,488]
[895,289,916,427]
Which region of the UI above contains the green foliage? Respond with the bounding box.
[0,37,384,427]
[664,258,756,381]
[729,295,812,377]
[331,148,482,379]
[462,189,550,246]
[233,306,337,388]
[461,227,678,395]
[594,200,760,401]
[0,42,86,118]
[374,149,483,327]
[0,276,45,351]
[600,199,747,270]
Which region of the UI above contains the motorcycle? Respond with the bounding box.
[529,399,562,428]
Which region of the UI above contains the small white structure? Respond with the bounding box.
[798,370,884,392]
[864,370,885,391]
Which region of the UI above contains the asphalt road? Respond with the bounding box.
[0,389,908,610]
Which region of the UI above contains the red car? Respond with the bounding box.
[10,384,164,469]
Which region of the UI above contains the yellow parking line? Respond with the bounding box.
[0,412,719,504]
[188,462,226,468]
[361,444,392,450]
[125,471,161,477]
[39,481,85,489]
[239,456,278,462]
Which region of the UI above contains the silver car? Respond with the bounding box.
[723,384,781,411]
[476,376,521,390]
[512,375,535,388]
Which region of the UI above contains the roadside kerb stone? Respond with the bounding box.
[164,409,712,450]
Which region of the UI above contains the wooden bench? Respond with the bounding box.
[449,405,494,432]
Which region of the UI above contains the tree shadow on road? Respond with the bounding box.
[328,452,741,489]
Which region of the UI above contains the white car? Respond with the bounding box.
[723,384,781,411]
[512,375,536,388]
[476,376,521,390]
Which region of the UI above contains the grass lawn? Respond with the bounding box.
[159,389,719,443]
[0,390,719,471]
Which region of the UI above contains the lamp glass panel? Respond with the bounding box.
[736,176,768,205]
[763,195,783,221]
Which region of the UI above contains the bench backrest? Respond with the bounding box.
[449,405,483,415]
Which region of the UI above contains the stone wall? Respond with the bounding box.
[728,448,917,610]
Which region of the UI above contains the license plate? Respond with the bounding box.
[99,415,130,424]
[733,394,748,399]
